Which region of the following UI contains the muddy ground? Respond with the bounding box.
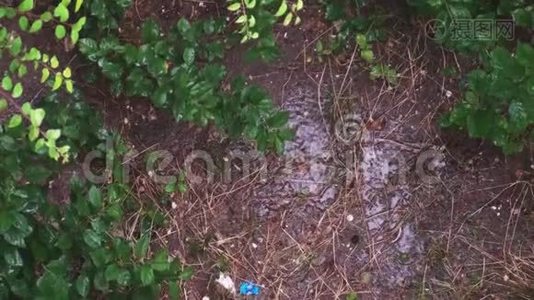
[21,0,534,299]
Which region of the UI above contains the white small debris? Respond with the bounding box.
[504,274,509,281]
[171,202,178,209]
[148,170,154,177]
[123,118,129,124]
[215,273,236,295]
[166,228,172,235]
[283,32,288,39]
[445,90,453,98]
[199,2,205,7]
[491,206,497,210]
[202,296,210,300]
[251,243,258,249]
[531,164,534,170]
[346,214,354,222]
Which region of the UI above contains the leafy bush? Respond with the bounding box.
[78,16,292,152]
[408,0,533,52]
[441,44,534,154]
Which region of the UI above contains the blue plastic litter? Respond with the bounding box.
[239,281,261,296]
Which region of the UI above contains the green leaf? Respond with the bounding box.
[62,67,72,78]
[9,37,22,55]
[168,281,180,300]
[18,0,34,12]
[28,126,39,141]
[41,68,50,83]
[275,0,288,17]
[45,129,61,140]
[30,108,46,127]
[117,269,131,286]
[283,12,293,26]
[183,47,195,65]
[466,110,493,138]
[139,265,155,286]
[18,16,29,31]
[55,25,66,39]
[83,229,102,248]
[236,15,247,24]
[227,2,241,11]
[40,12,53,22]
[134,233,150,259]
[53,3,69,22]
[52,73,63,91]
[8,114,22,128]
[12,83,23,98]
[4,248,23,267]
[2,76,13,91]
[245,0,256,9]
[93,271,109,292]
[50,56,60,69]
[88,186,102,208]
[29,20,43,33]
[64,79,74,93]
[151,250,170,271]
[141,20,161,43]
[509,102,528,132]
[75,275,90,297]
[105,264,121,281]
[361,49,374,62]
[75,0,84,12]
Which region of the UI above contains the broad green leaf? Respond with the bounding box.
[134,233,150,259]
[236,15,247,24]
[40,11,53,22]
[88,186,102,208]
[18,16,29,31]
[139,265,154,286]
[30,108,46,127]
[141,20,161,43]
[4,248,23,267]
[8,114,22,128]
[64,79,74,93]
[28,126,39,141]
[361,49,374,62]
[62,67,72,78]
[52,73,63,91]
[275,0,288,17]
[116,269,131,286]
[2,76,13,91]
[50,56,59,68]
[75,275,90,297]
[53,3,69,22]
[18,0,34,12]
[151,250,170,271]
[104,264,121,281]
[45,129,60,140]
[283,12,293,26]
[227,2,241,11]
[55,25,66,39]
[83,229,102,248]
[296,0,303,10]
[9,37,22,55]
[29,20,43,32]
[12,83,23,98]
[17,64,27,78]
[168,281,180,300]
[93,271,108,292]
[75,0,83,12]
[183,47,195,65]
[41,68,50,83]
[244,0,256,9]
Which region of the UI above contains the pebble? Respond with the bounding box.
[346,214,354,222]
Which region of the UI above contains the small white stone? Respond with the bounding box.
[503,274,509,281]
[123,118,129,124]
[171,202,178,209]
[491,206,497,210]
[251,243,258,249]
[202,297,210,300]
[445,90,453,98]
[346,214,354,222]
